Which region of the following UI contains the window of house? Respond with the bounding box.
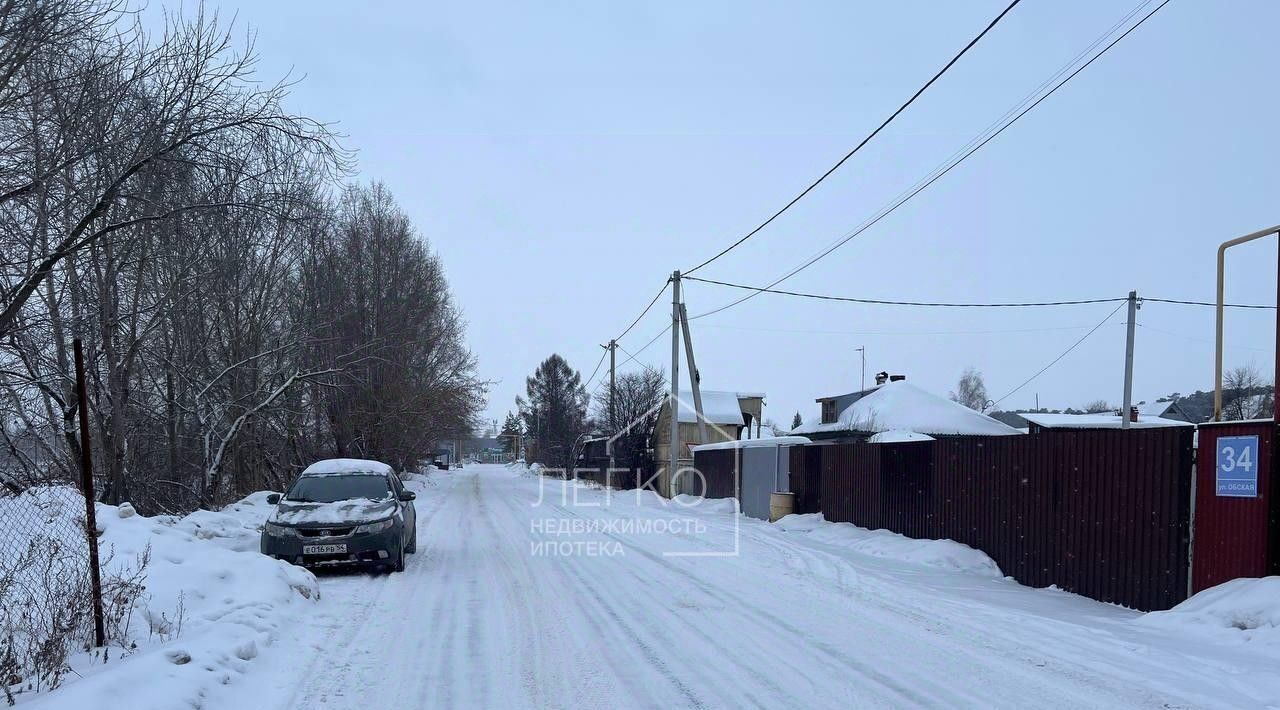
[821,400,836,424]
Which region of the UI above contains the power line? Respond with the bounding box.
[698,321,1115,337]
[690,0,1174,321]
[582,347,609,389]
[993,301,1127,406]
[686,276,1127,308]
[615,325,671,374]
[615,280,671,342]
[686,275,1276,310]
[1143,296,1276,310]
[682,0,1025,276]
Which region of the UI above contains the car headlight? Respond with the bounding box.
[355,518,394,534]
[263,522,294,537]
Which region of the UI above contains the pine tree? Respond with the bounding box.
[791,411,802,429]
[499,412,523,456]
[517,354,588,471]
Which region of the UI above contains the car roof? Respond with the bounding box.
[300,458,395,477]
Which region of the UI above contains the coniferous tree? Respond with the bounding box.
[517,354,587,472]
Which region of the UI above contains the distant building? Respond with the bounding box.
[790,376,1020,443]
[651,390,765,497]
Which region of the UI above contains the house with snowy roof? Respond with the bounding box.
[652,390,765,464]
[789,374,1020,442]
[650,390,764,497]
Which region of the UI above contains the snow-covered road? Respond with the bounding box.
[211,463,1277,709]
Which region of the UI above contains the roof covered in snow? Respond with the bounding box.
[1021,412,1193,429]
[866,430,935,443]
[1136,400,1177,417]
[673,390,755,425]
[790,381,1020,437]
[300,458,395,476]
[690,436,811,452]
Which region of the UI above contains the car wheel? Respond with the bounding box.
[392,543,406,572]
[406,528,417,554]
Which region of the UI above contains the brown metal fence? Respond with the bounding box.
[1192,421,1280,592]
[788,444,824,515]
[689,448,740,499]
[801,427,1194,611]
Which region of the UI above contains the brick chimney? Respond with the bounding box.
[1129,406,1139,422]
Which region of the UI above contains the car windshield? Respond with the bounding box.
[286,474,391,503]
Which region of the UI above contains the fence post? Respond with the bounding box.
[73,338,106,648]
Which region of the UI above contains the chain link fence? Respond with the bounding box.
[0,481,95,701]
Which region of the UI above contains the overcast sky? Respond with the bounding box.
[192,0,1279,430]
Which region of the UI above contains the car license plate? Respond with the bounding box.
[303,543,347,555]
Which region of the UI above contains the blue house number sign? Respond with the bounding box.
[1216,435,1259,498]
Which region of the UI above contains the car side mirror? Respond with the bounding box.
[399,491,416,502]
[266,493,281,505]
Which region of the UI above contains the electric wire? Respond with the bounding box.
[992,301,1127,406]
[685,276,1276,310]
[683,0,1025,275]
[689,0,1174,321]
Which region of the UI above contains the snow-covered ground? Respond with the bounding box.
[21,463,1280,708]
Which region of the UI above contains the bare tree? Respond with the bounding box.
[1082,399,1112,414]
[949,367,989,412]
[1222,364,1272,421]
[0,6,481,512]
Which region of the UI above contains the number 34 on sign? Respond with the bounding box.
[1215,435,1259,498]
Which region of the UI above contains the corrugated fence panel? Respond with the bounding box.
[1192,421,1276,593]
[808,427,1194,611]
[691,448,739,500]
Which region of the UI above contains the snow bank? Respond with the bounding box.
[773,513,1003,578]
[23,493,318,709]
[670,493,740,514]
[1139,577,1280,639]
[170,491,279,552]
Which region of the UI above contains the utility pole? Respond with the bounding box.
[679,303,708,445]
[602,340,617,428]
[602,339,618,476]
[669,271,681,494]
[1121,290,1138,430]
[855,346,866,391]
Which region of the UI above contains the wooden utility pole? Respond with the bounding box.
[679,303,708,445]
[73,338,106,648]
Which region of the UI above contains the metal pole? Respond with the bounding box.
[856,346,866,391]
[73,338,105,648]
[1214,225,1280,421]
[1121,290,1137,430]
[669,271,681,496]
[679,303,708,445]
